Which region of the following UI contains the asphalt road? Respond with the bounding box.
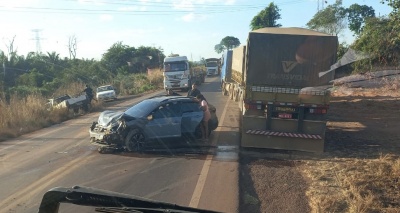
[0,75,240,213]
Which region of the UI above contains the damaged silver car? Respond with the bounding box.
[89,96,218,153]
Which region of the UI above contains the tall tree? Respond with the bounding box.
[68,35,78,60]
[346,4,375,35]
[381,0,400,19]
[101,42,135,75]
[214,36,240,54]
[214,44,225,54]
[306,0,347,35]
[351,0,400,69]
[250,2,281,30]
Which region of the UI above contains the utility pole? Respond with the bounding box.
[31,29,44,54]
[317,0,327,12]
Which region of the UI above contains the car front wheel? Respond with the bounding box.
[125,129,145,152]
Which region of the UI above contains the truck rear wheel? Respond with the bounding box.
[221,82,226,95]
[229,85,234,100]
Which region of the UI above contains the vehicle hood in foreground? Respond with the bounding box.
[98,110,124,127]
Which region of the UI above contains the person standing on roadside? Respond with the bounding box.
[196,94,211,142]
[83,84,94,103]
[187,82,201,98]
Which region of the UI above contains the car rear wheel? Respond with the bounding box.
[125,129,145,152]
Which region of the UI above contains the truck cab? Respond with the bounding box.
[163,56,191,91]
[205,58,220,76]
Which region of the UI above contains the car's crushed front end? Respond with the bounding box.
[89,110,127,150]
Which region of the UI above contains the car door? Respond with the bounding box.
[181,101,203,133]
[144,102,182,139]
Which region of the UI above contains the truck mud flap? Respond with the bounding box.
[241,129,324,153]
[245,130,323,139]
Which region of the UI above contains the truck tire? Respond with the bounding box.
[222,82,227,96]
[125,129,145,152]
[229,85,234,100]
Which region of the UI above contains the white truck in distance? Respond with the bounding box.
[205,58,219,76]
[163,56,191,91]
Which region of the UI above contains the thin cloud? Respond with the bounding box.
[118,6,147,11]
[223,0,236,5]
[106,27,165,38]
[182,13,195,22]
[173,0,194,11]
[172,0,237,12]
[77,0,105,6]
[99,14,113,22]
[180,13,207,22]
[0,0,38,8]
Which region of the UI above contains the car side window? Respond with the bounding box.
[168,102,182,116]
[152,102,181,119]
[181,102,201,113]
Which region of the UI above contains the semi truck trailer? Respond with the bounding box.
[221,27,338,152]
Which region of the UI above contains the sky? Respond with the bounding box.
[0,0,393,61]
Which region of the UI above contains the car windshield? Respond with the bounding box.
[124,99,158,118]
[206,62,218,67]
[164,62,187,72]
[97,86,113,92]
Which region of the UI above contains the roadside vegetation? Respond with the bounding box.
[0,43,165,141]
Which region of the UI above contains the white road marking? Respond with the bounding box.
[189,96,230,208]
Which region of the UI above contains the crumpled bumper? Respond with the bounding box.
[89,123,122,146]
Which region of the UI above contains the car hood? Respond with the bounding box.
[98,110,124,127]
[97,90,115,96]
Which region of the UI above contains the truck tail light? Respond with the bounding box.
[245,101,263,110]
[309,108,328,114]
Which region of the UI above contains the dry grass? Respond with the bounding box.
[303,154,400,213]
[0,73,163,141]
[0,82,103,141]
[0,93,63,141]
[52,82,87,97]
[301,85,400,213]
[147,69,164,88]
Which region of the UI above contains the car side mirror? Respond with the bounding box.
[147,114,153,121]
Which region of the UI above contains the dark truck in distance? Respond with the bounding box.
[221,27,338,152]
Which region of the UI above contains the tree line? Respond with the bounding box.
[0,41,165,100]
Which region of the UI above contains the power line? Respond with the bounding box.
[0,0,305,16]
[62,0,271,8]
[0,6,266,15]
